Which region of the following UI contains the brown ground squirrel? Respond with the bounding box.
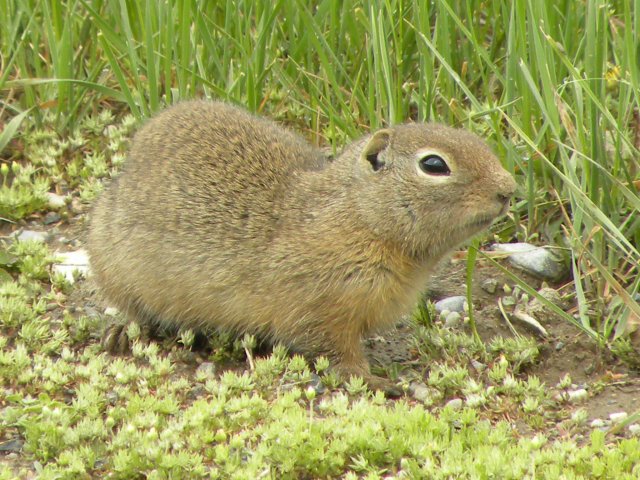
[88,100,516,390]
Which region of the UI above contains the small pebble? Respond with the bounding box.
[629,424,640,436]
[444,311,462,328]
[411,383,430,403]
[309,373,326,395]
[501,296,516,307]
[555,341,565,351]
[106,391,119,405]
[434,296,467,313]
[609,412,628,423]
[590,418,606,428]
[470,360,486,372]
[481,278,498,294]
[46,192,67,209]
[567,388,588,403]
[43,211,61,225]
[445,398,463,410]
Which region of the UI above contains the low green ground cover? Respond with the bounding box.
[1,0,640,477]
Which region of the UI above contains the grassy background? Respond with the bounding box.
[2,0,639,345]
[1,0,640,477]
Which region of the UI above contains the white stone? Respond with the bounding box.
[609,412,628,423]
[46,192,67,209]
[567,388,588,402]
[52,249,90,283]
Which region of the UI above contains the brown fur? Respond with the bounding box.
[88,101,516,387]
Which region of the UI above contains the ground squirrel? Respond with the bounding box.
[88,100,516,390]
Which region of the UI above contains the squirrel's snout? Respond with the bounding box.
[497,172,517,198]
[497,191,512,203]
[495,174,517,212]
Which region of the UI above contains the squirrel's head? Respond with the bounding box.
[350,123,517,259]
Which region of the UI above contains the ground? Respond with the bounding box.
[5,206,639,441]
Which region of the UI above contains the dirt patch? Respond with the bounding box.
[418,256,640,430]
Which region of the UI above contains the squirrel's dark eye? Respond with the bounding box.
[419,155,450,176]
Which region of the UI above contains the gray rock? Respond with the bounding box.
[492,243,567,281]
[434,296,467,313]
[187,385,206,400]
[629,424,640,436]
[525,287,566,322]
[445,398,463,410]
[309,373,326,395]
[410,382,431,402]
[43,211,61,225]
[501,296,517,307]
[13,230,49,243]
[590,418,606,428]
[481,278,498,294]
[0,438,23,453]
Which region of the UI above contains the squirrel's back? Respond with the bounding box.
[91,101,326,246]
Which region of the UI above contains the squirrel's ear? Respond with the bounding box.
[362,129,391,171]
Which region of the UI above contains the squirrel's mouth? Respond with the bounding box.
[466,215,496,231]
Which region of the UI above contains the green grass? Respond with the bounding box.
[1,0,640,477]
